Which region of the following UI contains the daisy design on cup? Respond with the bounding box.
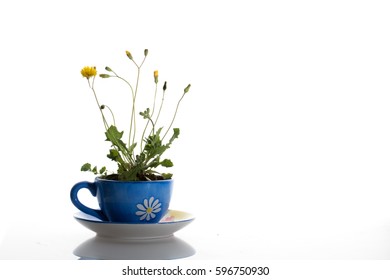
[136,197,162,221]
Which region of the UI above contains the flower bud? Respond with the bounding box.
[126,50,133,60]
[100,105,105,110]
[154,70,158,83]
[105,66,112,72]
[99,74,110,78]
[144,49,149,56]
[163,81,167,91]
[184,84,191,94]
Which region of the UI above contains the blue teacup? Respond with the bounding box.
[70,178,173,223]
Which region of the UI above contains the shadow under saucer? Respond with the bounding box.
[74,235,195,260]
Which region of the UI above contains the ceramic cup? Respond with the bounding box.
[70,178,173,223]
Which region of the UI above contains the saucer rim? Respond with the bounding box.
[73,209,195,225]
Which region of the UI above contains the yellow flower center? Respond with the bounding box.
[146,207,153,214]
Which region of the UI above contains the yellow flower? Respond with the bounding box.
[81,66,97,79]
[154,70,158,83]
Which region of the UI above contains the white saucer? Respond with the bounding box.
[74,210,195,240]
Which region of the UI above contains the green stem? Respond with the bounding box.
[88,77,109,130]
[88,78,133,165]
[130,56,147,147]
[111,72,136,150]
[103,105,116,126]
[115,75,135,98]
[162,92,185,141]
[150,82,158,117]
[154,88,166,130]
[130,67,140,148]
[140,83,158,151]
[114,55,148,152]
[148,117,155,135]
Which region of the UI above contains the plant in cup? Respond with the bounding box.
[80,49,191,181]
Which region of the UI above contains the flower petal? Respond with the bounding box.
[150,212,156,219]
[153,203,161,210]
[137,204,146,211]
[153,207,161,213]
[135,211,145,216]
[146,214,151,221]
[143,198,149,208]
[140,213,147,221]
[149,197,155,207]
[151,198,160,208]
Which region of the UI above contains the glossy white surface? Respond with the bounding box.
[1,0,390,260]
[74,236,195,260]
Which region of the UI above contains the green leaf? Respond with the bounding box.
[92,166,98,174]
[119,168,140,181]
[105,125,132,166]
[147,158,160,168]
[105,125,124,142]
[139,108,150,119]
[155,127,163,137]
[160,159,173,167]
[81,163,91,172]
[107,149,120,160]
[168,128,180,146]
[128,143,137,154]
[99,166,106,174]
[162,173,173,179]
[105,126,128,151]
[135,153,146,164]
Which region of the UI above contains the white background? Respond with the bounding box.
[1,0,390,260]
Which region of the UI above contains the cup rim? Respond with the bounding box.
[95,177,173,184]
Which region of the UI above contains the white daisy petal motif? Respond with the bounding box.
[135,197,161,221]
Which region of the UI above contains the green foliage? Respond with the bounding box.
[100,125,179,181]
[81,125,180,181]
[80,124,182,181]
[80,49,190,181]
[81,163,107,176]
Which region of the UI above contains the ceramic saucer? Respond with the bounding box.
[74,210,194,240]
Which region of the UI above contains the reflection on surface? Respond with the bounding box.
[74,235,195,260]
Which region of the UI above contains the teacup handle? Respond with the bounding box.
[70,181,108,221]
